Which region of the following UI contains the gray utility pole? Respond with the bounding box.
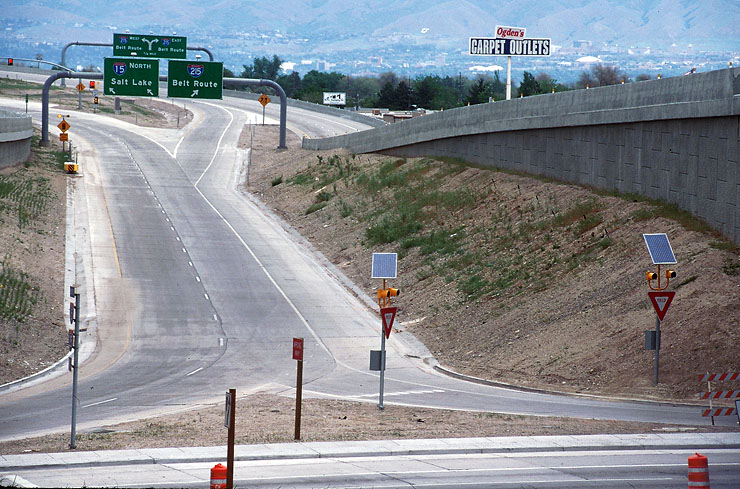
[40,72,288,150]
[654,314,661,385]
[60,41,215,87]
[69,285,81,449]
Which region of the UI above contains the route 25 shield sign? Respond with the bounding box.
[187,64,204,78]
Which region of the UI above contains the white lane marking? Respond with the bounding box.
[139,134,175,159]
[174,136,185,158]
[186,367,203,377]
[204,293,209,300]
[182,248,187,253]
[189,104,334,361]
[196,276,201,282]
[194,102,235,187]
[344,389,445,399]
[82,397,117,408]
[213,314,218,321]
[188,261,193,267]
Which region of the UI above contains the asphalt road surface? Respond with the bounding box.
[0,80,734,444]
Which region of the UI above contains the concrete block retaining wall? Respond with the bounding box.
[0,109,33,169]
[303,68,740,244]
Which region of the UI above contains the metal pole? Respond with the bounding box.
[506,56,512,100]
[70,290,80,449]
[246,149,251,187]
[41,72,103,146]
[378,329,386,410]
[294,359,303,440]
[653,314,660,385]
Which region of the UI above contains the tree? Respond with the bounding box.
[376,80,397,109]
[636,73,652,81]
[593,64,630,85]
[464,77,490,105]
[394,80,412,110]
[223,67,235,78]
[518,71,540,97]
[295,70,346,103]
[241,55,282,80]
[536,72,568,94]
[412,76,436,109]
[576,70,597,89]
[577,64,630,88]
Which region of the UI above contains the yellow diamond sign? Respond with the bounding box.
[57,120,70,133]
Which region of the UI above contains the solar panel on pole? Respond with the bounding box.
[371,253,397,279]
[643,233,677,265]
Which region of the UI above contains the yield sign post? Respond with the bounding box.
[648,291,675,321]
[377,306,397,410]
[648,290,675,385]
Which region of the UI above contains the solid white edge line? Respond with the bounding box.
[186,367,204,377]
[82,397,117,408]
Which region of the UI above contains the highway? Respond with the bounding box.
[1,72,736,444]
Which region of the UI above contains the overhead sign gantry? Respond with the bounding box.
[113,33,187,59]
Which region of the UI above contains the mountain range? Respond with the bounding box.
[4,0,738,51]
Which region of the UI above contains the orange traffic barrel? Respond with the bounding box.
[210,463,228,489]
[688,453,710,488]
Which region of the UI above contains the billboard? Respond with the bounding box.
[323,92,346,105]
[469,38,551,56]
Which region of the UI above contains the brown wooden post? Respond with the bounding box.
[226,388,236,489]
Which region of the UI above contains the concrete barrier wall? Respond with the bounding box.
[304,68,740,244]
[0,109,33,169]
[223,89,385,128]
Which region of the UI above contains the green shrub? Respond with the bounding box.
[305,202,328,215]
[366,214,422,245]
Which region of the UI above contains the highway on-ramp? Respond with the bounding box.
[0,88,733,444]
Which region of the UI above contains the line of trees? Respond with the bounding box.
[231,55,653,111]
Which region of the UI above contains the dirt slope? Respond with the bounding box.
[245,125,740,404]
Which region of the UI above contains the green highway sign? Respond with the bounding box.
[104,58,159,97]
[113,33,187,59]
[167,60,223,99]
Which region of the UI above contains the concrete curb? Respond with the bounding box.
[2,433,739,471]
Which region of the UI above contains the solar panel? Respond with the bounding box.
[643,233,677,265]
[371,253,397,279]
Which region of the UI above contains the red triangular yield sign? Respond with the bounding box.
[380,306,397,339]
[648,291,675,321]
